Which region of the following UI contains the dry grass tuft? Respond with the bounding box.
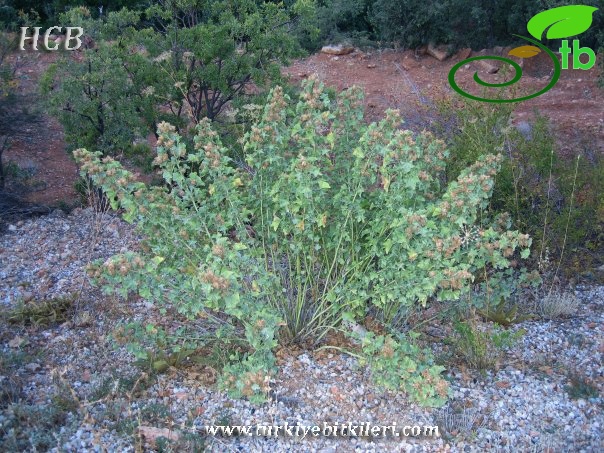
[537,290,580,320]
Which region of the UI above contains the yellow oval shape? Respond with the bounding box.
[508,45,541,59]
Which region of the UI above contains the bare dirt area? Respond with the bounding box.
[3,50,79,207]
[3,47,603,209]
[285,48,603,157]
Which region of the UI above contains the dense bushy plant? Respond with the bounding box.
[75,78,532,406]
[3,0,145,24]
[308,0,373,48]
[42,1,315,154]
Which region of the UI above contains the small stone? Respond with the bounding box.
[49,209,66,218]
[321,44,354,56]
[427,43,448,61]
[8,336,25,348]
[25,362,41,372]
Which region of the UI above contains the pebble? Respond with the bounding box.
[1,209,602,452]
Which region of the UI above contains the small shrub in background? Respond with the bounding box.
[429,96,604,278]
[307,1,604,51]
[5,295,74,327]
[75,78,532,406]
[41,1,316,156]
[309,0,374,49]
[564,371,599,400]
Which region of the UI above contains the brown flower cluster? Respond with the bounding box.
[95,254,146,278]
[200,269,230,293]
[264,86,287,123]
[381,337,396,359]
[212,244,225,258]
[224,370,271,398]
[438,268,473,290]
[420,369,449,399]
[300,76,323,110]
[202,142,222,168]
[157,121,176,135]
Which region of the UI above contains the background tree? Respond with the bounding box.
[41,0,317,155]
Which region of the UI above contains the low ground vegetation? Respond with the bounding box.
[424,96,604,278]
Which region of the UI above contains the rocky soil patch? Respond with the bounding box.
[0,209,602,452]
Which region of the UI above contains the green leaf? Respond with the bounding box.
[271,215,281,231]
[384,238,393,254]
[527,5,598,40]
[152,360,170,373]
[318,180,331,189]
[151,256,165,266]
[326,132,335,149]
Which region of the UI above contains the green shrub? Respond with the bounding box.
[309,0,373,49]
[310,1,604,50]
[431,96,603,275]
[448,321,524,371]
[42,1,315,156]
[75,78,531,405]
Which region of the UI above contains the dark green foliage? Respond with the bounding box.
[369,0,451,48]
[42,1,313,155]
[307,0,603,50]
[5,0,603,51]
[2,1,145,24]
[0,7,42,210]
[310,0,373,48]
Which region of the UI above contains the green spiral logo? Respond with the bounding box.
[448,5,598,103]
[448,36,561,103]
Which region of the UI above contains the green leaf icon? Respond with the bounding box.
[527,5,598,40]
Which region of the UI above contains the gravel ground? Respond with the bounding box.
[0,208,602,452]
